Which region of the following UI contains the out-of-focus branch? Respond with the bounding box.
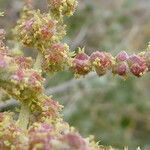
[70,25,88,50]
[0,99,19,111]
[46,72,96,95]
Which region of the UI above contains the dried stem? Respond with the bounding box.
[17,101,30,130]
[33,52,43,71]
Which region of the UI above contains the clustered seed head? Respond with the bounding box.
[14,56,32,69]
[48,0,77,17]
[0,112,100,149]
[42,43,70,73]
[70,49,150,78]
[11,68,44,92]
[14,8,66,52]
[0,0,150,149]
[37,96,63,121]
[0,112,26,149]
[0,37,44,102]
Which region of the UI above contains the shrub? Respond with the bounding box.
[0,0,149,149]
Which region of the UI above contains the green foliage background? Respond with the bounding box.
[0,0,150,149]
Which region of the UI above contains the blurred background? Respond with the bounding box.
[0,0,150,149]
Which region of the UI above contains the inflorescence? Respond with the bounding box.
[0,0,149,149]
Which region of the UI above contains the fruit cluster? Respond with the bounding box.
[72,50,149,78]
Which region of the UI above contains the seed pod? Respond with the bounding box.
[112,62,129,76]
[90,51,113,76]
[71,52,91,76]
[128,54,148,77]
[116,51,129,62]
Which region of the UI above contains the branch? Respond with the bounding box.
[46,73,96,95]
[0,99,19,111]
